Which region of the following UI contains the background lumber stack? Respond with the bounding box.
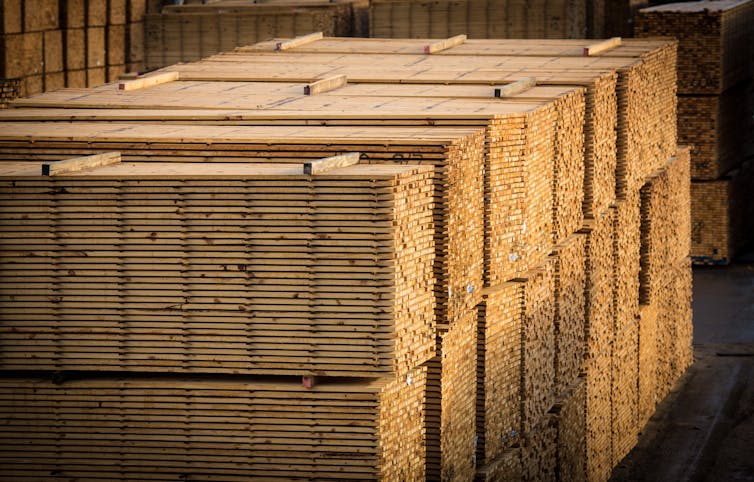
[368,0,648,39]
[636,0,754,264]
[0,35,695,481]
[144,0,368,70]
[0,0,148,95]
[0,78,20,107]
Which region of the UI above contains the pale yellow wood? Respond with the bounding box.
[275,32,324,51]
[118,72,180,91]
[583,37,622,56]
[42,152,121,176]
[424,34,467,54]
[304,152,360,175]
[304,74,348,95]
[494,77,537,97]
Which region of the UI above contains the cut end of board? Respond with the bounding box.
[303,152,360,175]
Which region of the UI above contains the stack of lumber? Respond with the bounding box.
[582,208,615,482]
[640,147,691,305]
[0,158,446,480]
[0,78,20,107]
[551,377,587,481]
[551,234,587,396]
[476,282,524,467]
[690,160,754,264]
[235,35,675,209]
[369,0,592,39]
[635,147,693,445]
[144,1,368,70]
[0,0,147,95]
[636,0,754,94]
[636,0,754,263]
[0,369,441,480]
[368,0,649,39]
[0,159,439,377]
[5,80,586,287]
[0,35,694,481]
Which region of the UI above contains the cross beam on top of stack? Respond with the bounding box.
[0,123,484,335]
[3,79,585,288]
[0,158,441,378]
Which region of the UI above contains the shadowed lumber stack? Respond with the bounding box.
[0,78,20,107]
[144,1,368,70]
[521,259,556,435]
[368,0,593,39]
[440,307,479,482]
[636,0,754,95]
[613,189,641,336]
[655,257,693,403]
[0,122,485,329]
[476,282,524,469]
[0,161,437,378]
[521,416,558,481]
[582,207,615,482]
[690,160,754,264]
[475,446,523,481]
[636,1,754,265]
[677,81,754,180]
[551,377,587,481]
[637,303,658,428]
[639,147,691,305]
[551,233,587,396]
[0,367,438,480]
[0,0,147,94]
[611,318,639,466]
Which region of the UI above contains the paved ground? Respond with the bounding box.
[611,256,754,482]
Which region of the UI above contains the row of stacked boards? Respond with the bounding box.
[0,35,692,481]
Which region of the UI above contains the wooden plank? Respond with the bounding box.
[583,37,622,56]
[117,72,179,91]
[494,77,537,97]
[275,31,324,51]
[42,152,121,176]
[304,152,360,175]
[423,34,467,54]
[304,74,347,95]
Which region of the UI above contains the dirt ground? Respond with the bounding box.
[611,258,754,482]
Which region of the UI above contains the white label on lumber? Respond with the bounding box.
[494,77,537,97]
[583,37,622,56]
[423,34,467,54]
[118,72,180,91]
[43,152,121,176]
[275,32,324,51]
[304,75,348,95]
[304,152,360,175]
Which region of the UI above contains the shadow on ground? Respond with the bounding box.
[611,255,754,482]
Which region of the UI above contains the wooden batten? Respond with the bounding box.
[42,152,121,176]
[583,37,622,56]
[494,77,537,97]
[304,74,348,95]
[304,152,360,174]
[424,34,467,54]
[118,72,179,91]
[275,32,324,51]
